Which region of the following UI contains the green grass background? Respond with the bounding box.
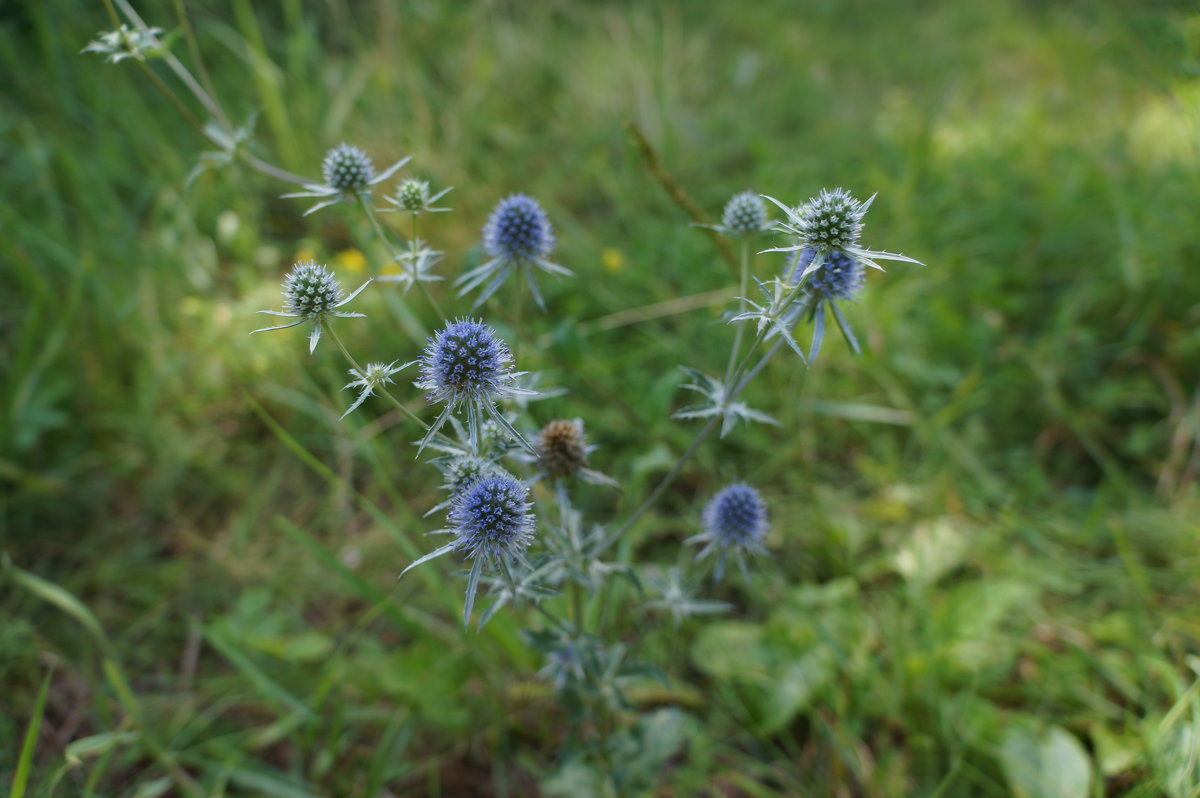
[3,0,1200,795]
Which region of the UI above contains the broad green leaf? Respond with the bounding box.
[691,621,767,681]
[760,647,836,734]
[999,724,1092,798]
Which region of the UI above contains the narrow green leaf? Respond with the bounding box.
[204,622,311,718]
[10,669,52,798]
[5,558,108,646]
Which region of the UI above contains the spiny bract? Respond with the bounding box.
[484,194,555,262]
[449,474,536,562]
[417,318,515,408]
[721,191,767,237]
[322,143,375,192]
[701,483,768,550]
[788,247,865,301]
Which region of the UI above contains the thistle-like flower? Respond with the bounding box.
[533,419,618,487]
[340,360,414,420]
[456,194,573,310]
[688,483,769,583]
[762,187,922,282]
[282,144,410,216]
[537,419,588,480]
[784,247,867,359]
[82,25,166,64]
[251,262,370,354]
[400,473,536,628]
[717,191,770,237]
[382,178,453,215]
[415,318,536,454]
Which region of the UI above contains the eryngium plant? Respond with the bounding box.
[83,10,928,789]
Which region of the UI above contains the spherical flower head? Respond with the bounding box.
[536,419,589,480]
[788,247,865,301]
[393,178,431,211]
[283,262,344,319]
[443,455,504,494]
[721,191,767,237]
[322,143,375,192]
[702,483,768,550]
[483,194,555,262]
[449,474,536,562]
[417,318,514,407]
[796,187,867,252]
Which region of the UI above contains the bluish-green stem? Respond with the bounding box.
[723,239,751,385]
[359,198,447,322]
[325,323,428,430]
[597,265,815,570]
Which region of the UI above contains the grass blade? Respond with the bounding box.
[10,669,52,798]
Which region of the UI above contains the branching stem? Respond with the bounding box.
[325,324,428,430]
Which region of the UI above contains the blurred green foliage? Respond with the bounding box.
[2,0,1199,795]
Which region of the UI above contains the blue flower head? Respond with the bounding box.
[484,194,555,262]
[400,472,536,629]
[458,194,572,309]
[690,483,769,583]
[283,262,345,318]
[251,261,369,354]
[449,474,536,563]
[414,319,537,455]
[417,318,514,409]
[720,191,768,237]
[702,483,768,550]
[283,144,410,216]
[322,143,375,192]
[791,187,867,253]
[761,188,922,277]
[788,247,865,302]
